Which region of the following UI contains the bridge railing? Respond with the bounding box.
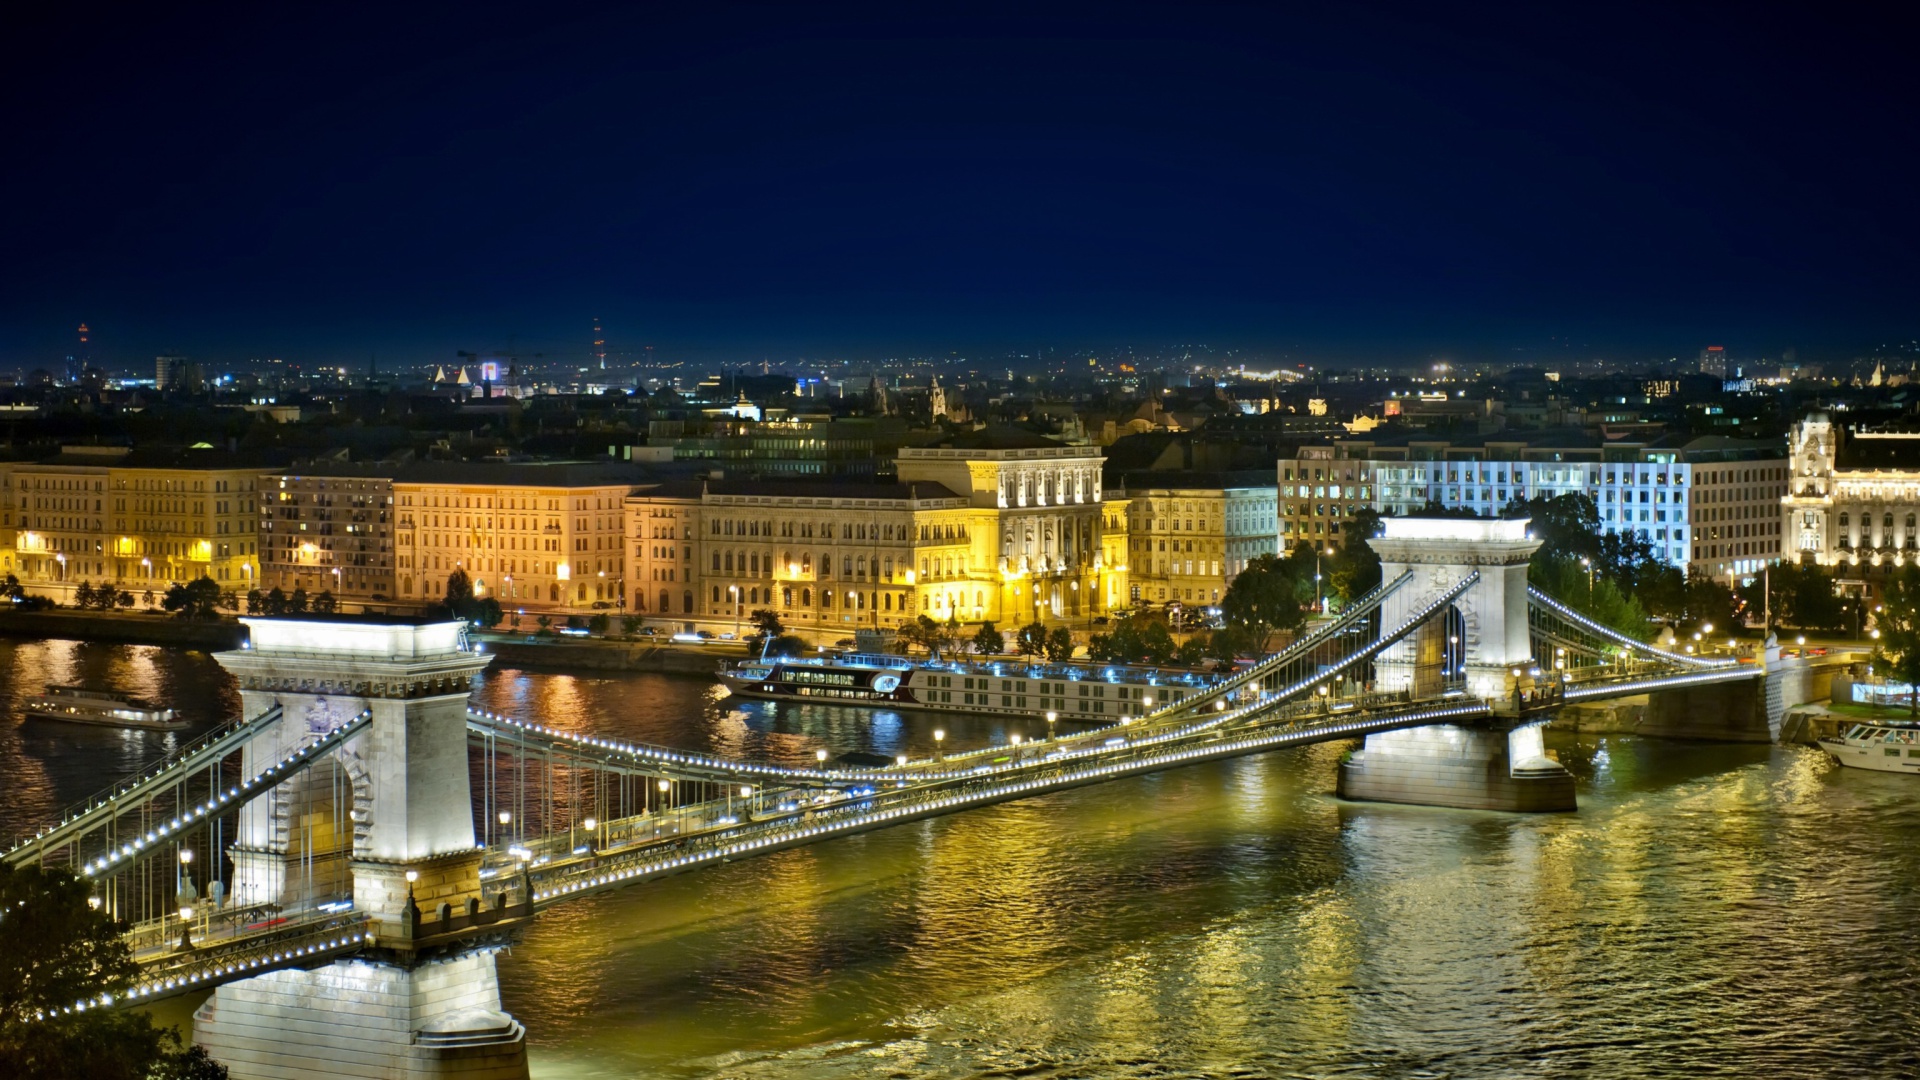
[525,696,1498,907]
[5,703,286,864]
[1563,664,1761,702]
[76,709,374,880]
[120,913,375,1006]
[477,571,1482,825]
[504,666,1480,902]
[1145,569,1413,722]
[1526,587,1736,670]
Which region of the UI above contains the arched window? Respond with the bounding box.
[1886,513,1896,530]
[1840,512,1850,527]
[683,590,694,613]
[658,588,669,612]
[802,588,812,606]
[782,587,792,606]
[802,552,811,573]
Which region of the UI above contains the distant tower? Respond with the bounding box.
[929,376,948,420]
[593,319,607,371]
[70,322,91,383]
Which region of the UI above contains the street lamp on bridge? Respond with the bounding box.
[175,848,196,951]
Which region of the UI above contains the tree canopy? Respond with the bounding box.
[1873,564,1920,715]
[972,622,1004,655]
[1752,559,1851,633]
[436,570,503,628]
[160,577,223,621]
[0,863,227,1080]
[1087,613,1178,665]
[1328,507,1383,605]
[1506,492,1686,626]
[1220,550,1313,650]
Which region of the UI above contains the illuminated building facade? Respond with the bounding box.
[624,480,975,634]
[1783,412,1920,573]
[258,467,396,601]
[393,462,640,611]
[1295,431,1786,583]
[1117,471,1277,607]
[1277,447,1371,544]
[9,447,264,598]
[894,433,1119,626]
[623,433,1135,636]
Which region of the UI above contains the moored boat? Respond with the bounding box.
[1819,721,1920,774]
[23,685,186,731]
[717,651,1224,723]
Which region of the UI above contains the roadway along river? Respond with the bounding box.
[2,639,1917,1078]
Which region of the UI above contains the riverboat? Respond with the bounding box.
[1819,721,1920,774]
[23,685,186,731]
[716,652,1224,723]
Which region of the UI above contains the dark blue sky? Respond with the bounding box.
[4,3,1916,370]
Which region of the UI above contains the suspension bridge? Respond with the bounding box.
[4,517,1768,1080]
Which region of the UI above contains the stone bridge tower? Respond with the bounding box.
[194,616,529,1079]
[1338,518,1576,812]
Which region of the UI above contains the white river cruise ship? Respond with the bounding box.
[717,652,1228,723]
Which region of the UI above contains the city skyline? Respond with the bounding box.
[6,5,1919,369]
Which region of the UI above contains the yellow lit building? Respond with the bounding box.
[625,431,1134,638]
[625,479,973,635]
[392,462,641,611]
[1118,471,1278,608]
[259,466,397,601]
[894,432,1119,626]
[10,447,264,599]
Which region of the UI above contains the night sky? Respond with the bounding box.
[4,4,1916,369]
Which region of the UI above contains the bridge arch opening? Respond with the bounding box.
[1409,603,1471,698]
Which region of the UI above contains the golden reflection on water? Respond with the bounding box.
[7,656,1915,1079]
[0,639,240,843]
[487,677,1920,1080]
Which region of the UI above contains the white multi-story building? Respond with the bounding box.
[1294,432,1787,583]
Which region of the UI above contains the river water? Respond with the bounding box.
[2,639,1917,1079]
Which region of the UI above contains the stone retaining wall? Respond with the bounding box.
[0,609,245,649]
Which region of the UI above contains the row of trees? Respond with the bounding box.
[1486,492,1879,640]
[1508,493,1741,639]
[1087,614,1251,668]
[894,615,1077,661]
[6,576,354,623]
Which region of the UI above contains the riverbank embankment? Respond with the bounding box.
[0,610,245,650]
